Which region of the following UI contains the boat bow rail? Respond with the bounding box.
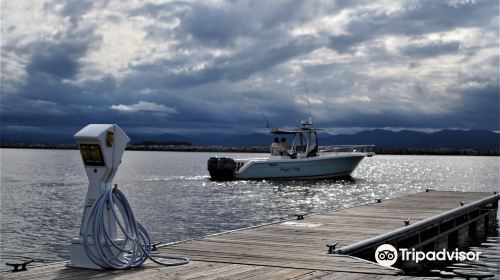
[320,145,375,154]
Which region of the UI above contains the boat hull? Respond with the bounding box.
[234,154,366,180]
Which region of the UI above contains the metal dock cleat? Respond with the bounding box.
[5,259,33,272]
[326,242,340,254]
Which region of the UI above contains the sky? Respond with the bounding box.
[1,0,499,138]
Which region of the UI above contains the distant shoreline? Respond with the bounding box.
[1,143,499,156]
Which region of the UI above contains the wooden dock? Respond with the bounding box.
[2,191,498,280]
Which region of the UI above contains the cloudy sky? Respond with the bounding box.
[1,0,499,138]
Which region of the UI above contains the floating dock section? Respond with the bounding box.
[3,191,498,279]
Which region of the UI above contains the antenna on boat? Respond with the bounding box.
[304,79,312,122]
[288,79,301,129]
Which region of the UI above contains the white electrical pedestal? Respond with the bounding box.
[68,124,130,269]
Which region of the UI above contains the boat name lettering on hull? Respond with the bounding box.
[280,166,301,172]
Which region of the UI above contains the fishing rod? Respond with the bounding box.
[256,100,271,129]
[304,79,313,121]
[288,79,301,129]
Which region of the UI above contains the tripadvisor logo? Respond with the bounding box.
[375,244,398,267]
[374,244,481,267]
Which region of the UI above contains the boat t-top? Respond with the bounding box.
[207,118,374,180]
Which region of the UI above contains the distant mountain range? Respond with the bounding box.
[323,129,499,150]
[2,129,498,150]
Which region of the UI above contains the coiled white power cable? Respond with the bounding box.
[82,185,189,269]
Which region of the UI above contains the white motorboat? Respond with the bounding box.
[207,119,374,180]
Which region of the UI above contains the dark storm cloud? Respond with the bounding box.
[1,0,499,139]
[21,73,115,105]
[328,35,365,54]
[129,34,322,88]
[1,0,108,135]
[196,35,323,81]
[128,2,184,19]
[44,0,109,27]
[454,84,499,129]
[329,0,497,53]
[60,1,95,27]
[176,4,253,46]
[15,26,103,104]
[322,82,497,131]
[400,41,461,58]
[131,1,308,44]
[26,39,91,79]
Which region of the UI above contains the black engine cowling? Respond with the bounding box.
[207,157,236,181]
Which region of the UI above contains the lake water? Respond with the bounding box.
[0,149,498,275]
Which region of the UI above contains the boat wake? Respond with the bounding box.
[144,175,209,182]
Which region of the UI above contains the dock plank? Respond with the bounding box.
[1,191,496,280]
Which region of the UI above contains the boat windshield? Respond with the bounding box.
[268,120,321,158]
[288,131,318,158]
[307,131,318,157]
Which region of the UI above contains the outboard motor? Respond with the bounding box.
[207,157,236,180]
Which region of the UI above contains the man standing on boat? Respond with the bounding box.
[270,137,284,156]
[280,137,289,155]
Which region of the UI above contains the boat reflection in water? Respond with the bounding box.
[208,119,374,180]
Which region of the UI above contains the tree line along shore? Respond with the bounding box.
[1,143,499,156]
